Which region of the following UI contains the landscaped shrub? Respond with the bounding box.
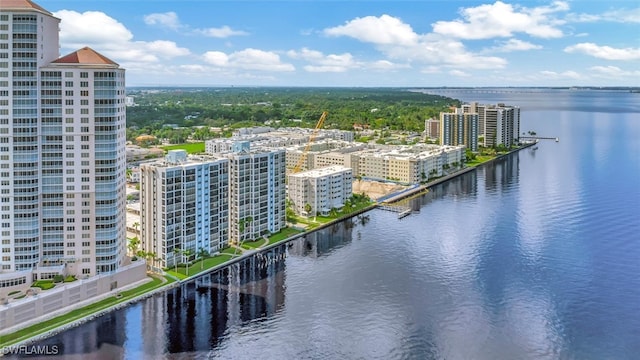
[8,290,20,296]
[33,280,55,290]
[53,274,64,283]
[64,275,77,282]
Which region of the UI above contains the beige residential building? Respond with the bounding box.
[288,166,353,216]
[0,0,126,290]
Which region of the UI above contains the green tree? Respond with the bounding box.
[173,246,181,273]
[128,237,140,258]
[197,248,209,270]
[183,249,193,276]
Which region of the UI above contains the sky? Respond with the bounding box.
[37,0,640,87]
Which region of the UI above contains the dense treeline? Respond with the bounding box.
[126,88,460,138]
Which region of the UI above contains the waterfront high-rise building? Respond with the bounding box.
[224,146,286,244]
[439,110,479,151]
[461,102,486,136]
[0,0,126,279]
[462,102,520,148]
[140,150,229,269]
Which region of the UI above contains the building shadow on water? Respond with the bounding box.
[20,219,363,358]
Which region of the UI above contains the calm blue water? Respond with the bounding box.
[28,89,640,359]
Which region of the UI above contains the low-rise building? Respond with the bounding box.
[288,166,353,216]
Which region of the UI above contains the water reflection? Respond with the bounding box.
[416,169,477,208]
[165,246,289,354]
[483,154,519,193]
[288,219,355,258]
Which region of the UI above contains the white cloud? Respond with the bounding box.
[368,60,409,71]
[567,8,640,23]
[287,48,407,73]
[288,48,356,72]
[449,70,471,77]
[323,15,507,70]
[203,49,294,72]
[432,1,568,39]
[55,10,133,46]
[144,11,247,38]
[144,40,190,57]
[564,43,640,60]
[324,14,419,46]
[589,66,640,78]
[420,66,441,74]
[385,34,508,69]
[203,51,229,67]
[144,12,181,30]
[487,38,543,52]
[539,70,582,79]
[54,10,190,65]
[196,26,249,38]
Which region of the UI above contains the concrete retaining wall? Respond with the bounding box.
[0,261,147,332]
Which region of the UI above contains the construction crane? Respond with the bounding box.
[292,111,328,173]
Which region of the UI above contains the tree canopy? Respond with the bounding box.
[126,87,460,139]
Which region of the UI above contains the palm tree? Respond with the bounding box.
[128,237,140,258]
[197,248,209,270]
[145,251,155,272]
[173,246,181,273]
[132,222,140,236]
[183,249,193,276]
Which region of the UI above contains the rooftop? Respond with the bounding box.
[289,165,352,178]
[51,47,119,66]
[0,0,51,15]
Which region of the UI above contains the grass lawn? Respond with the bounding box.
[267,227,304,245]
[466,155,495,167]
[161,142,205,154]
[221,247,241,255]
[166,253,237,278]
[0,275,173,348]
[32,280,55,290]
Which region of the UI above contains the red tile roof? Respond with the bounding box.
[0,0,51,14]
[52,47,119,66]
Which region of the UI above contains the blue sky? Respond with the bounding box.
[39,0,640,87]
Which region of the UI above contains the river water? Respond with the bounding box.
[27,89,640,359]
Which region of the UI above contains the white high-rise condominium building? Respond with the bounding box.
[225,146,286,244]
[140,150,229,269]
[0,0,126,279]
[462,102,520,148]
[288,166,353,217]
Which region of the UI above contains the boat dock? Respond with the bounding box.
[520,136,559,141]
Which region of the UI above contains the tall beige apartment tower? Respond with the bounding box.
[0,0,126,282]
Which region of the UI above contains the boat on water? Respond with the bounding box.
[555,137,559,142]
